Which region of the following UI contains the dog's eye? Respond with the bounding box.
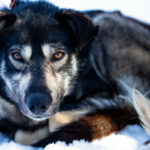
[11,51,23,61]
[53,51,65,60]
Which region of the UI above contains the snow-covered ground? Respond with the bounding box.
[0,125,150,150]
[0,0,150,150]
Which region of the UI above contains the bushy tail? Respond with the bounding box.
[133,90,150,134]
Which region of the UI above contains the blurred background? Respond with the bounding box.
[0,0,150,23]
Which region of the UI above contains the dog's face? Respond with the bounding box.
[0,2,98,121]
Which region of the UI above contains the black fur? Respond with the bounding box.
[0,0,113,142]
[0,0,149,147]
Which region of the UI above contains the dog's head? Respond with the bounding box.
[0,1,98,121]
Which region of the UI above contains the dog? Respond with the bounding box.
[0,0,150,147]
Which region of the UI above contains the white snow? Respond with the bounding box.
[0,0,150,150]
[0,0,150,23]
[0,125,150,150]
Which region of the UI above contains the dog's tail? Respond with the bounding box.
[133,90,150,134]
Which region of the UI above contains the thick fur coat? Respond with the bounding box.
[0,0,149,147]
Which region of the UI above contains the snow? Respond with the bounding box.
[0,0,150,150]
[0,125,150,150]
[0,0,150,23]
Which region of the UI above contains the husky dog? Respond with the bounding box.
[0,0,149,147]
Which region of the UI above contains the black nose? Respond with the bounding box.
[26,93,51,115]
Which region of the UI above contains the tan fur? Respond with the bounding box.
[44,62,59,105]
[133,90,150,134]
[0,11,7,16]
[0,96,17,119]
[49,110,88,132]
[15,127,49,145]
[130,46,150,65]
[0,11,7,30]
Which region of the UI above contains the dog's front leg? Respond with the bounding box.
[33,107,138,147]
[33,114,98,147]
[14,126,49,145]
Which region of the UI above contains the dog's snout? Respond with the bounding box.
[26,93,51,115]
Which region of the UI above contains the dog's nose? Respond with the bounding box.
[26,93,51,115]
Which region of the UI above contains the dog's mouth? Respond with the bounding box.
[22,109,58,121]
[27,115,54,121]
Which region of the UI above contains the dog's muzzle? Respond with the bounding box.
[26,93,52,116]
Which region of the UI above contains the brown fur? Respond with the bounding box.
[33,106,139,146]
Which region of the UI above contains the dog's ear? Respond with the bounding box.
[55,10,99,50]
[0,11,17,31]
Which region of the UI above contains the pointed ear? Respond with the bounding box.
[0,11,17,31]
[55,10,99,50]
